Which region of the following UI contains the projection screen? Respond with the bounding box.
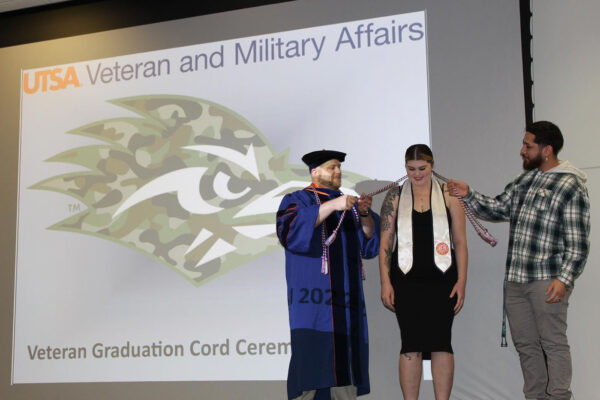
[13,10,430,383]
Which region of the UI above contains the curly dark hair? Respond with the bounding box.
[526,121,564,156]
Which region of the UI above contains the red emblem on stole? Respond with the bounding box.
[436,242,449,255]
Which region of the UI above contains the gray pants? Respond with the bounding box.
[506,280,572,400]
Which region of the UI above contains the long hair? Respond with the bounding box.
[405,144,434,164]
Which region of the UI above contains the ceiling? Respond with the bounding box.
[0,0,70,13]
[0,0,294,48]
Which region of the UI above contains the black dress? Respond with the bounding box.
[390,187,458,360]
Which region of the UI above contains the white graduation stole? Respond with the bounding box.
[396,178,452,274]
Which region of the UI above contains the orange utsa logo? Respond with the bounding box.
[23,66,81,94]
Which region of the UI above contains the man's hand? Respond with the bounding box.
[316,195,358,227]
[357,193,372,215]
[545,279,567,303]
[332,195,357,211]
[447,180,469,197]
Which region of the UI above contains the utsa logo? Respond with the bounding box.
[31,95,365,286]
[23,66,81,94]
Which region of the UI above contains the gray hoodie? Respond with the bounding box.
[545,160,587,184]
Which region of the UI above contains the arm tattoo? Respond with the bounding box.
[384,248,393,269]
[380,188,398,232]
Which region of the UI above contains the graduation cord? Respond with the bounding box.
[431,171,497,247]
[324,175,409,248]
[324,172,497,247]
[311,185,364,279]
[312,171,498,278]
[501,281,508,347]
[367,172,497,246]
[310,185,331,275]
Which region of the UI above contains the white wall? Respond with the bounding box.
[532,1,600,399]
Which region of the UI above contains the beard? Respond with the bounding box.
[522,153,543,170]
[317,175,342,190]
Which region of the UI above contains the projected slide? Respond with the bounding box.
[13,10,430,383]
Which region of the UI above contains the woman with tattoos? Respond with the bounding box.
[378,144,468,400]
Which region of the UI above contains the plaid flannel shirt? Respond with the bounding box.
[463,166,590,287]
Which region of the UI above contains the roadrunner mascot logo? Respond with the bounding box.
[32,95,365,286]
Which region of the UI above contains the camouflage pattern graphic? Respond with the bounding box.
[32,95,367,286]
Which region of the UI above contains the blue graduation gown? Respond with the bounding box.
[276,186,380,400]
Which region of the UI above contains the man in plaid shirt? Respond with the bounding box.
[449,121,590,400]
